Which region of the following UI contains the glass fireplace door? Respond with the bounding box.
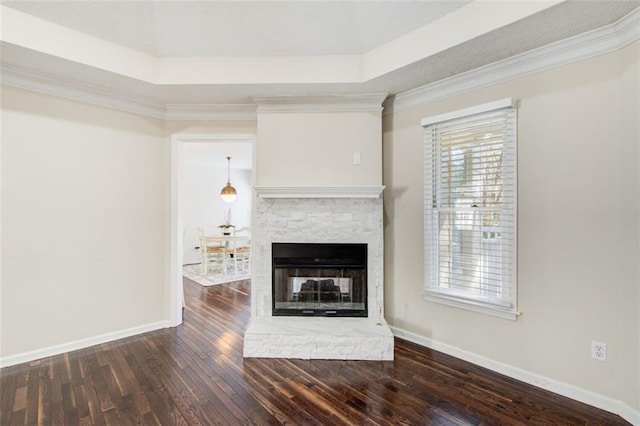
[272,243,367,317]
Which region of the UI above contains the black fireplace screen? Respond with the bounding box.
[272,243,367,317]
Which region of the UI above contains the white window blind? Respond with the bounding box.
[423,100,517,319]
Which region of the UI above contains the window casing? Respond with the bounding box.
[422,99,517,319]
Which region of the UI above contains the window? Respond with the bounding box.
[422,99,518,319]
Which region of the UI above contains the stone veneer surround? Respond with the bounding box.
[243,196,394,360]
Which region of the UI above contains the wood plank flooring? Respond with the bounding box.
[0,278,629,425]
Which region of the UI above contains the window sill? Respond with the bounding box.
[424,293,519,321]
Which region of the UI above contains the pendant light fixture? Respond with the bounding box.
[220,156,237,203]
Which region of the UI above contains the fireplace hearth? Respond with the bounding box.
[272,243,367,317]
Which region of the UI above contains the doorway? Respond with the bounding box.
[170,134,256,326]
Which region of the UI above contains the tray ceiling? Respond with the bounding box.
[1,1,638,107]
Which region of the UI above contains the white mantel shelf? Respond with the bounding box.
[254,186,385,199]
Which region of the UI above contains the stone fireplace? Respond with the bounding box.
[243,188,394,361]
[245,93,391,360]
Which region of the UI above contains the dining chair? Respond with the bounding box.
[230,227,251,275]
[197,226,226,275]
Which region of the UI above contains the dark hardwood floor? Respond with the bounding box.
[0,279,629,425]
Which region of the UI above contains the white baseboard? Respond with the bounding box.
[390,326,639,425]
[0,320,173,368]
[619,404,640,426]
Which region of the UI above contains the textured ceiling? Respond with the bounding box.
[2,0,470,56]
[368,0,640,98]
[1,1,639,105]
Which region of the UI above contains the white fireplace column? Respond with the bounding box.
[242,187,394,361]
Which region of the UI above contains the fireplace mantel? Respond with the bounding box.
[254,185,385,199]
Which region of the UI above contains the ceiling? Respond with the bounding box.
[2,1,471,57]
[183,141,253,170]
[1,1,639,106]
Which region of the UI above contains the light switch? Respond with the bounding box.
[353,152,362,165]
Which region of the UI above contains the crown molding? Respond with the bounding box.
[2,5,637,120]
[254,185,385,199]
[0,63,259,121]
[384,6,640,115]
[0,61,384,119]
[0,63,165,119]
[254,94,388,114]
[164,103,257,121]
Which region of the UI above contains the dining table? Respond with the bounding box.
[201,234,251,276]
[204,234,249,248]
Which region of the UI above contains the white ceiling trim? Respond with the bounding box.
[0,62,165,119]
[0,63,259,121]
[384,5,640,115]
[254,94,387,114]
[164,104,257,121]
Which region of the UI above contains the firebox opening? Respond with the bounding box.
[272,243,367,317]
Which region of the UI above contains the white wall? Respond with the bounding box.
[383,40,640,413]
[620,39,640,414]
[0,92,260,363]
[181,160,252,265]
[1,86,166,360]
[256,111,382,186]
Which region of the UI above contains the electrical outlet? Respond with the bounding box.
[352,152,362,165]
[591,341,607,361]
